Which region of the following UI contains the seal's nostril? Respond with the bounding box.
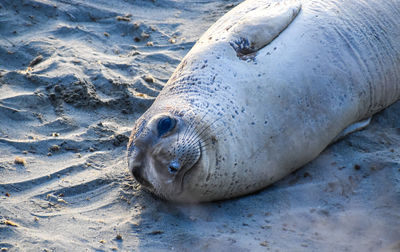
[132,168,141,181]
[132,168,152,188]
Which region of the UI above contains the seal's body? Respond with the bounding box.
[128,0,400,202]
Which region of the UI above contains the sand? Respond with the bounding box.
[0,0,399,251]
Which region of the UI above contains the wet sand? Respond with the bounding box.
[0,0,399,251]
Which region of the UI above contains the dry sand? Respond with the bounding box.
[0,0,399,251]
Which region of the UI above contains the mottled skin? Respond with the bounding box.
[128,0,400,202]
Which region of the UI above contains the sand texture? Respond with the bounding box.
[0,0,399,251]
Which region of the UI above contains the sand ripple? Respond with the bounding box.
[0,0,399,251]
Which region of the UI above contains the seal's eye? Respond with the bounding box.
[157,116,176,137]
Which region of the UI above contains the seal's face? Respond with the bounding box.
[127,111,204,201]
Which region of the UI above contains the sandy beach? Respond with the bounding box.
[0,0,399,251]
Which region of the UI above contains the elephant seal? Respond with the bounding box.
[127,0,400,202]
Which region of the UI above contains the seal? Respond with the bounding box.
[127,0,400,202]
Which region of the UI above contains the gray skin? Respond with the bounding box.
[127,0,400,202]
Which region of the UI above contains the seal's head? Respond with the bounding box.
[127,109,213,202]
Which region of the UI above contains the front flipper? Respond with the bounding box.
[228,0,301,59]
[331,117,372,143]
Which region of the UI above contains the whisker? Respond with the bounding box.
[197,126,227,151]
[185,115,223,148]
[199,143,214,152]
[184,113,217,145]
[174,108,195,158]
[183,110,210,144]
[180,111,197,143]
[172,111,223,171]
